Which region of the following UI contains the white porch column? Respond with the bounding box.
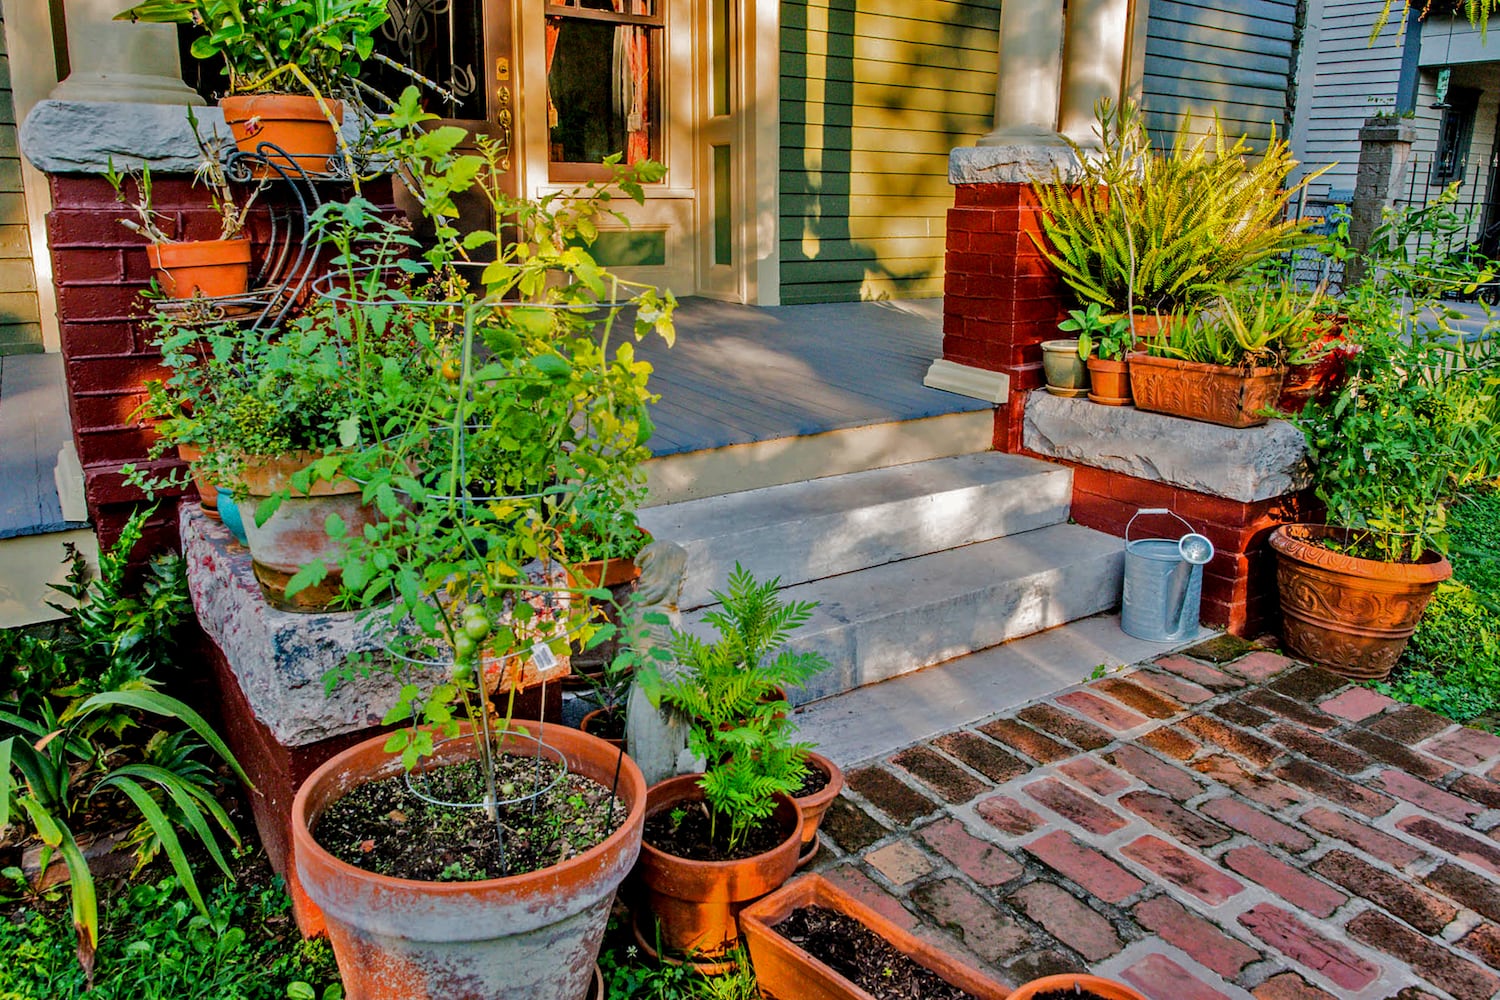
[978,0,1067,147]
[49,0,205,105]
[1057,0,1131,148]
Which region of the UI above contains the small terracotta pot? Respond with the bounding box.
[237,451,381,612]
[1008,974,1148,1000]
[581,707,624,750]
[1087,356,1132,405]
[177,442,219,518]
[220,94,344,175]
[741,873,1011,1000]
[1270,523,1451,681]
[293,726,645,1000]
[792,752,843,869]
[632,774,803,967]
[146,239,252,299]
[1127,352,1285,428]
[568,529,652,589]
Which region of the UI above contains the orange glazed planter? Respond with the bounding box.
[741,873,1011,1000]
[220,94,344,174]
[1008,974,1148,1000]
[632,774,802,967]
[146,238,252,299]
[1271,523,1451,681]
[792,751,843,869]
[292,726,646,1000]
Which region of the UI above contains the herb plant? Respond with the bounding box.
[1059,303,1133,361]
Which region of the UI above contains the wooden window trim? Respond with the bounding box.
[544,4,664,28]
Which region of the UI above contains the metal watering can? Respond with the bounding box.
[1120,508,1215,643]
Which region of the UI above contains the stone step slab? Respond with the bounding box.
[638,451,1074,610]
[681,521,1124,704]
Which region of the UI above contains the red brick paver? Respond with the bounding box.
[810,645,1500,998]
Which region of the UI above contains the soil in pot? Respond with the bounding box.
[313,751,627,881]
[794,764,831,798]
[644,801,788,862]
[773,905,984,1000]
[582,707,625,744]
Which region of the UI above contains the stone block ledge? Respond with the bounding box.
[181,504,400,747]
[948,143,1084,186]
[1022,389,1310,504]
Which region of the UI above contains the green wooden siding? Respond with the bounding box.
[779,0,1000,305]
[1139,0,1300,146]
[0,1,42,355]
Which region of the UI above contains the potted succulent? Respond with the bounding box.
[1272,196,1500,679]
[106,114,261,299]
[115,0,391,174]
[741,873,1012,1000]
[632,565,831,966]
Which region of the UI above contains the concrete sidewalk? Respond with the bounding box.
[807,635,1500,999]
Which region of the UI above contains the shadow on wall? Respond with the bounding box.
[780,0,1001,305]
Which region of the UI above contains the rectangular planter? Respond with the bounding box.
[741,874,1011,1000]
[1127,353,1286,428]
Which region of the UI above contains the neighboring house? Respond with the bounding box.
[1290,1,1500,255]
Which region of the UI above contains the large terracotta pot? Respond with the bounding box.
[1270,523,1452,680]
[632,773,802,966]
[1128,353,1285,428]
[236,451,380,612]
[1087,356,1132,405]
[1009,974,1148,1000]
[177,442,219,518]
[792,751,844,869]
[146,238,252,299]
[741,873,1010,1000]
[220,94,344,174]
[292,726,646,1000]
[1041,339,1089,396]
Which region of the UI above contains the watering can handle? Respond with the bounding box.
[1125,508,1195,545]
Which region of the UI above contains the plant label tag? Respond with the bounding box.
[530,641,561,677]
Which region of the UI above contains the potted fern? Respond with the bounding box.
[633,565,833,967]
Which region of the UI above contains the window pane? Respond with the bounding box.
[713,144,732,266]
[712,0,730,118]
[547,11,660,166]
[370,0,488,121]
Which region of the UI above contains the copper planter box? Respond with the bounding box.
[1127,353,1285,428]
[741,874,1010,1000]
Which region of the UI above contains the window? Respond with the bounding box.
[545,1,663,181]
[1433,86,1480,186]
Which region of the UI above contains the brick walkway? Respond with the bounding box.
[809,636,1500,1000]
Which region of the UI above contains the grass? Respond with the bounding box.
[1373,490,1500,732]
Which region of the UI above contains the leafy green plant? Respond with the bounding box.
[1033,100,1321,317]
[647,566,829,853]
[1059,303,1133,361]
[114,0,389,98]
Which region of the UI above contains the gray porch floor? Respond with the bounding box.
[0,353,81,539]
[639,297,991,456]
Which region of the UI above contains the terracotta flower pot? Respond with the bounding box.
[792,751,843,869]
[1128,352,1285,428]
[177,442,219,518]
[220,94,344,175]
[632,773,803,967]
[568,529,652,589]
[1277,350,1351,413]
[292,726,645,1000]
[1086,356,1132,405]
[236,451,382,612]
[1008,974,1148,1000]
[146,238,252,299]
[741,873,1010,1000]
[1270,523,1452,681]
[581,707,624,750]
[1041,339,1090,396]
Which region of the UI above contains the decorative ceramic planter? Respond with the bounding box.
[220,94,344,175]
[293,726,645,1000]
[1040,339,1090,397]
[1270,523,1451,681]
[1087,357,1132,405]
[146,238,252,299]
[1128,353,1285,428]
[1008,974,1148,1000]
[632,773,802,968]
[741,873,1011,1000]
[792,751,844,869]
[236,451,381,612]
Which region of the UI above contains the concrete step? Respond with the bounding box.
[681,522,1124,704]
[639,451,1074,610]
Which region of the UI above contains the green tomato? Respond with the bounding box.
[463,612,491,641]
[451,662,473,684]
[453,632,477,662]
